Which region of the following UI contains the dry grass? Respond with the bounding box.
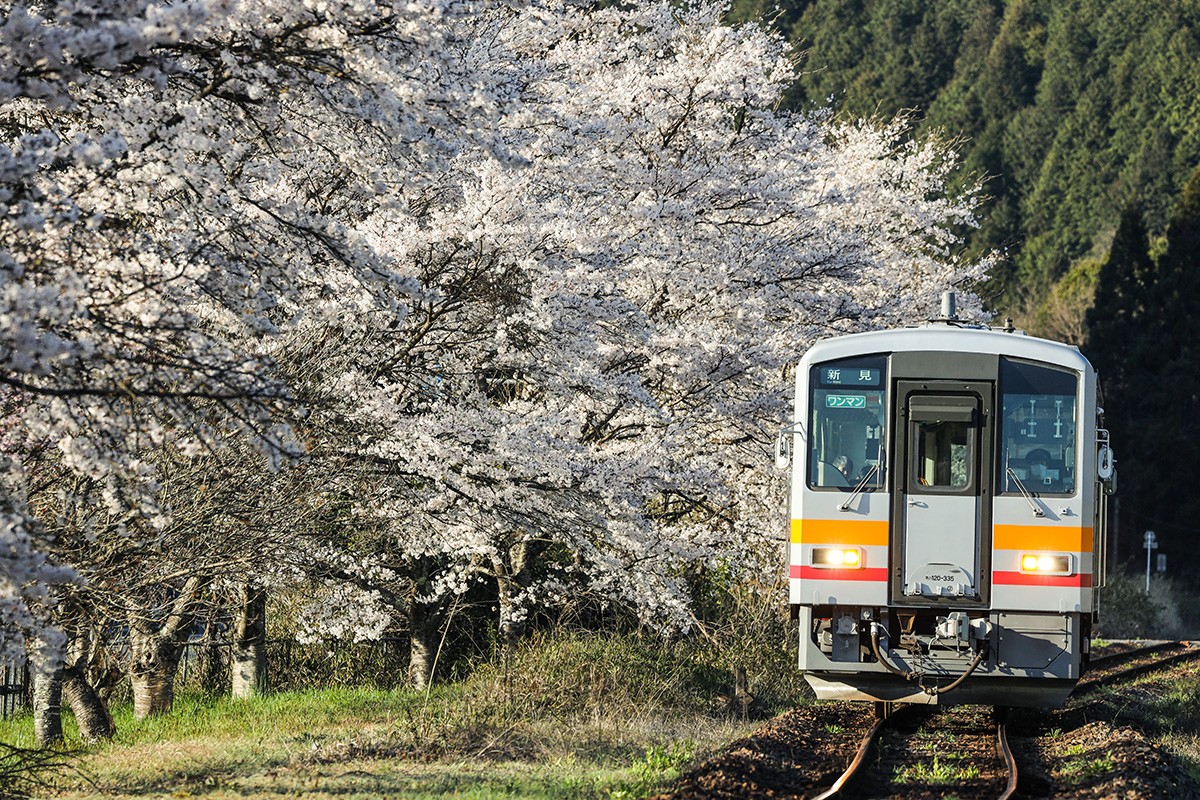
[1,633,778,799]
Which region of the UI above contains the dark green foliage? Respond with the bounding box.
[729,0,1200,306]
[1085,204,1155,387]
[1086,167,1200,572]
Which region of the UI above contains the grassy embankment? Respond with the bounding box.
[0,633,801,799]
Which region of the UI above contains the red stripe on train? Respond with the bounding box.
[993,571,1092,587]
[790,565,890,581]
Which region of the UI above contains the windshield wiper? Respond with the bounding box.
[1005,467,1045,517]
[839,464,881,511]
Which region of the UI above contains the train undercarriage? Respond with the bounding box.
[797,604,1090,707]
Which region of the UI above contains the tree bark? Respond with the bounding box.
[231,583,267,699]
[407,599,440,690]
[31,662,63,747]
[198,634,225,696]
[492,536,549,651]
[63,658,115,742]
[494,570,525,650]
[130,627,186,719]
[128,576,200,719]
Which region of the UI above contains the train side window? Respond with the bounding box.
[808,356,887,490]
[997,359,1078,496]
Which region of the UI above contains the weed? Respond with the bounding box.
[1061,751,1115,782]
[893,755,979,784]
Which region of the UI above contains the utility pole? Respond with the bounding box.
[1144,530,1157,593]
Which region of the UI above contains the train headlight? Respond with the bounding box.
[1019,553,1073,575]
[812,546,864,569]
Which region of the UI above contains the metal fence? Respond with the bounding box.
[176,637,413,693]
[1,659,29,719]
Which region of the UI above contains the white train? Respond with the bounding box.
[781,294,1115,708]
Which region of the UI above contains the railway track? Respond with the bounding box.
[1076,639,1200,695]
[654,641,1200,800]
[809,641,1200,799]
[812,704,1018,800]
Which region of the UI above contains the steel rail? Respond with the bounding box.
[996,711,1018,800]
[810,714,887,800]
[1086,640,1181,671]
[1076,642,1200,696]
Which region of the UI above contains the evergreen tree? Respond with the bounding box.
[1145,165,1200,562]
[1084,204,1155,391]
[761,0,1200,309]
[1088,167,1200,569]
[1083,205,1156,563]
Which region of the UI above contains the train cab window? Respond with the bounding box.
[997,359,1078,495]
[808,356,886,490]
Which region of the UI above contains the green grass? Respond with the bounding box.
[892,754,980,785]
[1060,751,1116,783]
[0,633,806,800]
[0,631,783,799]
[0,686,744,799]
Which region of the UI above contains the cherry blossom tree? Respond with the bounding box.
[1,0,506,728]
[280,1,988,684]
[3,0,989,722]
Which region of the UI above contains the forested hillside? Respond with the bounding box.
[731,0,1200,316]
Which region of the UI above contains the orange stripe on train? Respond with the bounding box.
[790,519,889,546]
[993,524,1093,553]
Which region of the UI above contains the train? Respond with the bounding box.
[780,293,1116,709]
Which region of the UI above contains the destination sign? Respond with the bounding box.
[820,367,881,387]
[826,394,867,409]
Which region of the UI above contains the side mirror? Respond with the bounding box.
[1097,444,1116,494]
[775,432,792,471]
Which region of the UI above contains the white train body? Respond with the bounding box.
[786,318,1113,707]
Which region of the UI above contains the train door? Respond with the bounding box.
[892,381,994,603]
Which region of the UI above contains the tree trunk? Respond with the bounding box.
[493,536,548,651]
[407,600,440,690]
[130,627,185,719]
[493,569,525,651]
[198,635,225,696]
[127,576,200,719]
[63,658,115,742]
[231,583,267,699]
[31,662,63,747]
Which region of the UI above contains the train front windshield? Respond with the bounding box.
[998,358,1078,495]
[808,356,886,489]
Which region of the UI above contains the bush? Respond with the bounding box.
[1095,569,1199,639]
[445,618,809,724]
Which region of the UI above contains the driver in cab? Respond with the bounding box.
[1026,448,1063,492]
